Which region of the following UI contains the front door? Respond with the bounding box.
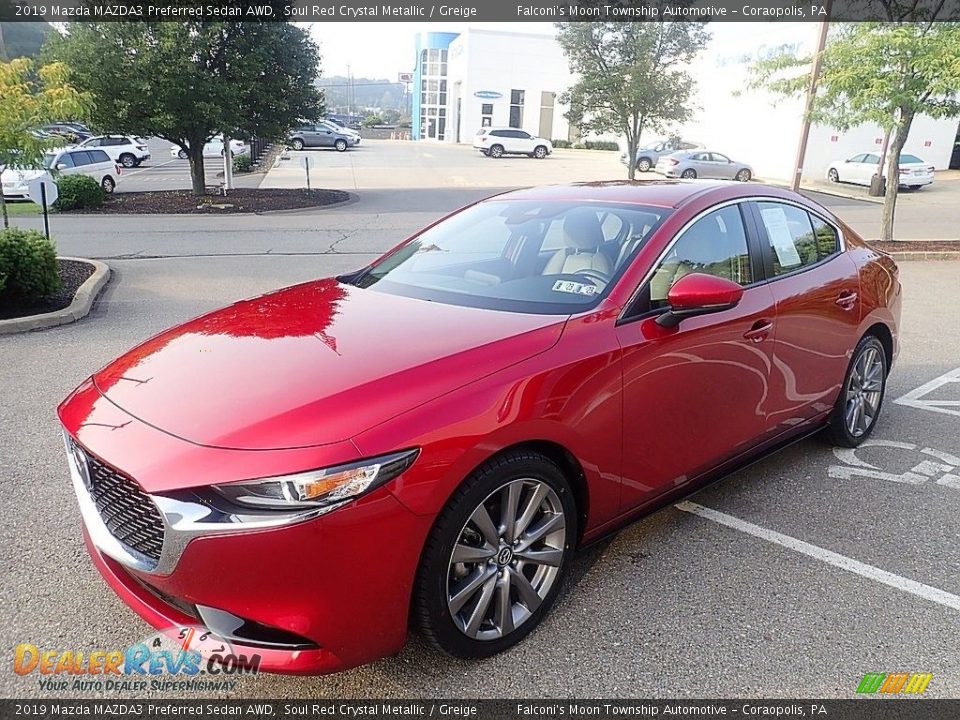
[615,202,776,510]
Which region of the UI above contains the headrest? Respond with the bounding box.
[562,208,604,251]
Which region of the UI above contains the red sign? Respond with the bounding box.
[924,140,932,147]
[830,135,838,142]
[875,137,882,144]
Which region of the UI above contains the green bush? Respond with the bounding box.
[552,139,572,148]
[54,174,106,211]
[584,140,619,151]
[0,227,60,304]
[233,153,254,173]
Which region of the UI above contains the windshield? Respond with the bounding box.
[352,200,670,314]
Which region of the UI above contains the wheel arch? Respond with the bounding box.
[863,321,894,375]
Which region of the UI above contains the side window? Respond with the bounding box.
[69,151,91,166]
[710,153,730,163]
[757,202,818,275]
[54,153,74,169]
[649,205,752,305]
[810,214,839,259]
[849,154,867,163]
[91,150,111,163]
[84,138,100,147]
[863,154,880,165]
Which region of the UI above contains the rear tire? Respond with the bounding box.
[489,144,504,159]
[827,334,887,448]
[101,176,115,194]
[681,168,697,179]
[413,451,577,659]
[119,153,136,168]
[177,149,188,160]
[828,168,840,183]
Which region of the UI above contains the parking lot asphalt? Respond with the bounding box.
[3,142,960,700]
[115,138,263,193]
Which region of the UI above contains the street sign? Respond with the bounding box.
[398,72,413,83]
[26,174,58,207]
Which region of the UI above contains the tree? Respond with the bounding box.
[555,18,710,180]
[0,22,54,60]
[48,10,324,195]
[749,20,960,241]
[0,58,89,227]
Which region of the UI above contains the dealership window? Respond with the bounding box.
[480,103,493,128]
[419,48,449,140]
[509,89,524,129]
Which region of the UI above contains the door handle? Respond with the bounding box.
[743,319,773,343]
[836,291,858,310]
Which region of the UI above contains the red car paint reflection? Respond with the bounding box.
[59,181,900,673]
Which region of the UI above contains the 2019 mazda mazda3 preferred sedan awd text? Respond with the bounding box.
[59,181,900,674]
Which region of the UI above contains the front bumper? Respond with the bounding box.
[81,479,434,674]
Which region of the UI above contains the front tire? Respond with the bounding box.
[177,149,188,160]
[291,138,305,151]
[335,139,348,152]
[637,157,652,172]
[827,334,887,447]
[533,145,548,159]
[413,451,577,659]
[735,169,752,182]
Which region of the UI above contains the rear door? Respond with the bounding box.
[747,199,861,434]
[689,151,712,176]
[314,123,337,147]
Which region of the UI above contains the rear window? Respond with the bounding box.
[350,200,670,315]
[899,154,924,164]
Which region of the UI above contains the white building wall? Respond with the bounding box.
[446,30,572,144]
[675,23,956,181]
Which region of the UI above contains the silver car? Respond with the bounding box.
[656,150,753,181]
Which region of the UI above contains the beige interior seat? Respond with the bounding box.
[543,209,613,277]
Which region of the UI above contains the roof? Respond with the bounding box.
[488,180,759,209]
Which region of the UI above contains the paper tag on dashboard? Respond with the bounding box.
[552,280,598,296]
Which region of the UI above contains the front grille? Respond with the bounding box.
[82,450,165,562]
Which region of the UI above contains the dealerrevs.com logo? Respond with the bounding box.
[13,626,260,693]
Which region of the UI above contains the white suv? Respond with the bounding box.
[473,128,552,159]
[78,135,151,168]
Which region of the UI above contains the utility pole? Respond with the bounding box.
[791,4,832,192]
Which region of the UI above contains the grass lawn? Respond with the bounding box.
[2,202,46,217]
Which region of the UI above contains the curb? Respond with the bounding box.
[256,192,359,215]
[883,251,960,261]
[0,257,110,335]
[800,184,885,204]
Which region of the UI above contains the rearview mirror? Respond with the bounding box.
[656,273,744,328]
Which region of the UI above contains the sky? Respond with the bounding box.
[305,22,556,79]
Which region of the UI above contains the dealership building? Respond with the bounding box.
[410,25,960,182]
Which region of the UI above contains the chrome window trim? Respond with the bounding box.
[617,194,845,323]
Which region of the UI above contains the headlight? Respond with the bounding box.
[212,449,418,510]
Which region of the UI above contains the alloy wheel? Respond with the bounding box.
[101,177,115,193]
[736,169,751,182]
[844,345,884,438]
[828,169,839,183]
[446,478,566,641]
[638,159,651,172]
[681,169,696,179]
[490,145,504,158]
[534,146,547,159]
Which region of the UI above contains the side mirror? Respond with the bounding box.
[56,163,68,170]
[656,273,744,328]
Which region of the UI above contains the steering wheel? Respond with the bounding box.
[575,268,611,286]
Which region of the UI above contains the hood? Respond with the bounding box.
[93,278,565,450]
[3,167,45,184]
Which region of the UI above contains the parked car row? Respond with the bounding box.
[2,146,122,199]
[169,136,248,159]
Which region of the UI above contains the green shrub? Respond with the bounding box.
[552,139,572,148]
[0,227,60,304]
[54,174,106,211]
[233,153,254,173]
[584,140,619,151]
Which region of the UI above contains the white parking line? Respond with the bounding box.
[675,501,960,612]
[894,366,960,418]
[122,159,177,177]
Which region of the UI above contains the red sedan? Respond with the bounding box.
[59,181,900,673]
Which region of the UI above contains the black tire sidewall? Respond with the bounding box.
[682,169,696,179]
[102,177,115,193]
[829,335,887,447]
[414,452,577,659]
[638,158,651,172]
[335,140,347,152]
[292,139,304,151]
[490,145,503,158]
